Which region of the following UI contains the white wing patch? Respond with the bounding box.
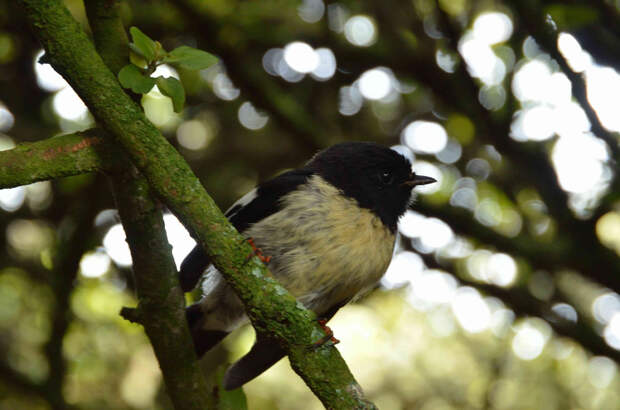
[225,188,258,218]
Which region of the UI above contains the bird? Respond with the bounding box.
[179,141,436,390]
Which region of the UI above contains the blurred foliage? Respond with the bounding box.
[1,0,620,408]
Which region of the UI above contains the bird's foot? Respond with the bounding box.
[246,237,272,264]
[311,319,340,348]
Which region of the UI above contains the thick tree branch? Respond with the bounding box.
[17,0,374,407]
[0,129,121,188]
[110,166,214,410]
[83,2,213,408]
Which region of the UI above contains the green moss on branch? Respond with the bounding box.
[17,0,376,407]
[0,129,121,189]
[84,1,214,408]
[110,167,215,410]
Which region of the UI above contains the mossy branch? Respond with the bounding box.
[109,166,215,410]
[0,129,121,188]
[17,0,375,407]
[83,1,213,408]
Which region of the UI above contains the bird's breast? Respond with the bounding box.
[244,175,396,314]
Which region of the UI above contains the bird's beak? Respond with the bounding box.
[403,173,437,187]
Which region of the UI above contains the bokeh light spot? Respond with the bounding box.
[558,33,591,73]
[411,162,442,195]
[593,292,620,324]
[381,251,424,289]
[0,187,26,212]
[402,121,448,154]
[551,303,578,323]
[487,253,517,287]
[283,42,319,74]
[473,12,513,45]
[177,120,212,151]
[596,213,620,255]
[297,0,325,23]
[552,133,607,194]
[409,270,457,309]
[0,105,15,132]
[53,87,89,121]
[344,15,377,47]
[103,224,132,267]
[311,48,337,81]
[588,356,617,389]
[80,251,112,278]
[604,313,620,349]
[459,33,506,85]
[163,214,196,269]
[451,287,491,333]
[586,65,620,132]
[358,68,392,100]
[512,324,545,360]
[34,49,68,92]
[338,86,363,116]
[213,73,240,101]
[238,101,269,130]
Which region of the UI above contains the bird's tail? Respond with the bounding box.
[223,336,286,390]
[186,304,229,357]
[185,303,286,389]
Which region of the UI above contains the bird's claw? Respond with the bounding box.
[246,237,272,264]
[310,319,340,349]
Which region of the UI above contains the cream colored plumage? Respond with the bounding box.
[197,175,395,333]
[179,141,436,389]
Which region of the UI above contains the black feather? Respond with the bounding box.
[221,299,346,390]
[186,304,229,356]
[223,335,285,390]
[179,246,210,292]
[227,169,313,232]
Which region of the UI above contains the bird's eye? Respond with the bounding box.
[379,170,394,185]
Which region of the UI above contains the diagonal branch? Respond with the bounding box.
[83,1,213,408]
[17,0,375,407]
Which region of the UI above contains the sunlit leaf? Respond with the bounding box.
[128,43,148,68]
[164,46,218,70]
[118,64,155,94]
[129,26,157,62]
[155,76,185,113]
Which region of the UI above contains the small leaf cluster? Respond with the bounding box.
[118,27,218,112]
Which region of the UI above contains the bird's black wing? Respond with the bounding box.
[178,169,314,292]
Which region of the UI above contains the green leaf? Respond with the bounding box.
[128,44,148,68]
[129,26,157,62]
[156,76,186,113]
[118,64,155,94]
[164,46,218,70]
